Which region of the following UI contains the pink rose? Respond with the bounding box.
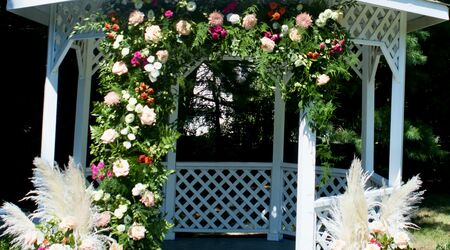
[176,20,192,36]
[139,106,157,125]
[144,25,162,42]
[156,50,169,63]
[164,10,173,18]
[113,159,130,177]
[128,10,145,26]
[104,91,120,106]
[208,11,224,26]
[242,14,257,30]
[317,74,330,86]
[128,223,146,240]
[260,37,275,52]
[95,211,111,227]
[112,61,128,75]
[140,191,155,207]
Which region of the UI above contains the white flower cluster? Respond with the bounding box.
[315,9,343,27]
[144,55,163,82]
[132,183,156,207]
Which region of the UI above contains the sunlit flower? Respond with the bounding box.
[317,74,330,85]
[176,20,192,36]
[128,223,146,240]
[144,25,162,42]
[289,28,302,42]
[393,232,410,249]
[113,159,130,177]
[242,14,257,30]
[101,129,119,144]
[128,10,145,26]
[260,37,275,52]
[112,61,128,75]
[95,211,111,227]
[296,12,313,28]
[156,50,169,63]
[208,11,224,26]
[139,106,157,125]
[140,191,155,207]
[104,91,120,106]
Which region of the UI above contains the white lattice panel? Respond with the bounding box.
[343,4,402,76]
[51,1,104,69]
[281,167,297,235]
[174,166,271,232]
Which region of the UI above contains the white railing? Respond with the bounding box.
[169,161,389,247]
[173,162,272,233]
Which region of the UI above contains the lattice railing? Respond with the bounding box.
[280,164,349,236]
[173,162,272,232]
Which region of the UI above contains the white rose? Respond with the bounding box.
[132,183,148,196]
[128,97,137,105]
[128,223,146,240]
[281,24,289,33]
[118,204,128,213]
[260,37,275,52]
[121,91,130,100]
[227,14,240,24]
[120,127,129,135]
[317,74,331,86]
[125,113,135,124]
[135,104,144,113]
[103,192,111,201]
[154,62,162,70]
[100,129,119,144]
[113,159,130,177]
[92,190,104,201]
[126,103,136,112]
[117,224,126,232]
[121,48,130,57]
[114,208,125,219]
[127,133,136,141]
[123,141,131,149]
[186,1,196,12]
[139,106,157,126]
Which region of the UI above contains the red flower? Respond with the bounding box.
[147,97,155,105]
[140,93,148,100]
[104,23,111,30]
[147,88,154,95]
[112,24,120,32]
[278,7,286,15]
[269,2,278,10]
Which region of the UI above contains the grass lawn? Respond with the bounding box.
[411,193,450,250]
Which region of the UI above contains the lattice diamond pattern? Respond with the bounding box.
[343,4,401,75]
[316,173,347,198]
[281,168,297,235]
[174,168,271,231]
[52,1,104,67]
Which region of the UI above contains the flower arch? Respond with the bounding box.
[84,0,356,248]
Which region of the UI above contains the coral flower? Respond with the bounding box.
[271,12,281,21]
[269,2,278,10]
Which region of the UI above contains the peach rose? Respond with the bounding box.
[100,129,119,144]
[104,91,120,106]
[139,106,157,125]
[156,50,169,63]
[128,223,146,240]
[128,10,145,26]
[176,20,192,36]
[95,211,111,227]
[140,191,155,207]
[113,159,130,177]
[112,61,128,75]
[289,28,302,42]
[109,243,123,250]
[260,37,275,52]
[242,14,257,30]
[317,74,330,86]
[144,25,162,42]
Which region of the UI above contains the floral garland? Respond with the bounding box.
[78,0,356,249]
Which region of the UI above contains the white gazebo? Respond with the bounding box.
[7,0,449,249]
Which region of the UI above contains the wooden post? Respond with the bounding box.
[41,5,58,164]
[361,46,379,173]
[268,82,285,241]
[388,12,407,186]
[295,108,316,250]
[73,40,94,167]
[164,82,179,240]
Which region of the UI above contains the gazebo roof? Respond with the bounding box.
[7,0,449,31]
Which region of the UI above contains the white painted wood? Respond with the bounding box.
[356,0,449,21]
[268,82,285,241]
[40,4,58,164]
[7,0,73,10]
[73,40,93,167]
[176,162,272,169]
[361,46,377,173]
[164,82,180,240]
[295,108,317,250]
[388,12,408,187]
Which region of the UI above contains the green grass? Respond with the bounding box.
[411,193,450,250]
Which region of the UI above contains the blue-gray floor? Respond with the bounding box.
[162,235,295,250]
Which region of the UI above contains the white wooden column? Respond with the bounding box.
[361,46,380,173]
[73,40,94,167]
[295,108,316,250]
[164,82,179,240]
[388,12,407,186]
[268,82,285,241]
[41,5,59,164]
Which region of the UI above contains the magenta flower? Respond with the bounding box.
[271,34,280,42]
[209,25,227,40]
[320,42,326,49]
[223,0,238,14]
[164,10,174,18]
[264,31,272,38]
[131,51,147,67]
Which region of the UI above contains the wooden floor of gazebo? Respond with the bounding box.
[162,235,294,250]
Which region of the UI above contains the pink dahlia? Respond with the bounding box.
[208,11,224,26]
[296,12,313,28]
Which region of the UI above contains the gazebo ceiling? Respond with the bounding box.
[7,0,449,31]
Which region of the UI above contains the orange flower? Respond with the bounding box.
[271,12,281,21]
[269,2,278,10]
[112,23,120,31]
[279,7,286,15]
